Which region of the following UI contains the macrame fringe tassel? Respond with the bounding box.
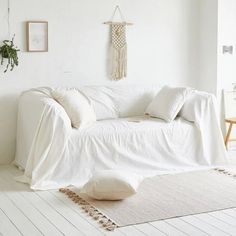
[59,188,118,231]
[214,168,236,178]
[112,45,127,80]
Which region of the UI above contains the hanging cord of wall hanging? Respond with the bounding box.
[7,0,11,39]
[110,5,125,22]
[103,5,133,25]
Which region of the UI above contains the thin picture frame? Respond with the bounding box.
[26,21,48,52]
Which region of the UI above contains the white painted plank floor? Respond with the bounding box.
[1,159,236,236]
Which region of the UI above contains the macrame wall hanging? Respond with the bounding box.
[104,6,133,80]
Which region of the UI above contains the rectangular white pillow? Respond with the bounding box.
[145,86,193,122]
[51,88,96,129]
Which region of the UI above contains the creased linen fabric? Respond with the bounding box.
[179,91,227,165]
[14,87,228,190]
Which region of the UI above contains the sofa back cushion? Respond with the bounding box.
[79,86,119,120]
[79,85,161,120]
[110,85,161,118]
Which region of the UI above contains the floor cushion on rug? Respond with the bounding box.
[82,170,144,200]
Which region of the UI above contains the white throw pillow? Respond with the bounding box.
[51,88,96,129]
[145,86,193,122]
[82,170,143,200]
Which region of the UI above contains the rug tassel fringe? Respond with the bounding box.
[59,188,118,231]
[214,168,236,178]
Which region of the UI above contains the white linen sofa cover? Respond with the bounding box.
[14,85,228,190]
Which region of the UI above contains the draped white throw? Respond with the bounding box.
[14,86,228,190]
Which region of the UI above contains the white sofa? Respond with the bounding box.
[14,85,227,190]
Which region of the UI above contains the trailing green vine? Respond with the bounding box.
[0,35,20,73]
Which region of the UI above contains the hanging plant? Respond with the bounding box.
[0,35,20,73]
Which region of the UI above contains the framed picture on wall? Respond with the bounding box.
[26,21,48,52]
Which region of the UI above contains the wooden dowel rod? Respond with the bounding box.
[103,21,133,26]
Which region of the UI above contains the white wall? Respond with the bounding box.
[217,0,236,135]
[196,0,236,137]
[0,0,200,164]
[218,0,236,94]
[198,0,218,95]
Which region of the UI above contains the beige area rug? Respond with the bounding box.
[60,169,236,231]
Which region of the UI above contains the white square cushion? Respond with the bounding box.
[145,86,193,122]
[82,170,143,200]
[51,88,96,129]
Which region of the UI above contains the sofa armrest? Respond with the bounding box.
[179,91,217,123]
[179,90,227,164]
[14,88,71,169]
